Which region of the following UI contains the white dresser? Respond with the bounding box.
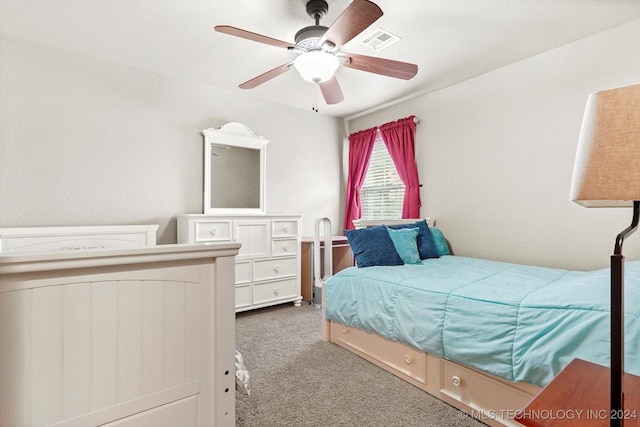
[177,214,302,312]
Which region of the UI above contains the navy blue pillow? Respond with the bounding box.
[345,225,404,267]
[387,220,439,259]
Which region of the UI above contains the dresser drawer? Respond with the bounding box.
[194,220,232,242]
[253,277,297,305]
[235,284,252,309]
[253,257,297,281]
[272,220,298,238]
[271,238,298,257]
[235,261,251,284]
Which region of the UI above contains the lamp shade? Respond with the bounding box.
[294,50,340,83]
[570,84,640,207]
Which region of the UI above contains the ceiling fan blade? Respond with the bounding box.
[215,25,295,50]
[320,0,383,49]
[319,76,344,105]
[343,52,418,80]
[239,63,293,89]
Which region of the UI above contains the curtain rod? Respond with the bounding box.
[348,116,420,138]
[374,116,420,131]
[379,115,420,128]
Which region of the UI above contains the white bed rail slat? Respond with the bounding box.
[0,290,30,426]
[32,286,63,426]
[62,282,92,419]
[164,281,187,389]
[184,282,200,384]
[140,281,164,396]
[117,280,142,404]
[91,281,118,412]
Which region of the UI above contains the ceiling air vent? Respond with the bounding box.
[359,28,400,51]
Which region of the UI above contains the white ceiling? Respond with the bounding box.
[1,0,639,118]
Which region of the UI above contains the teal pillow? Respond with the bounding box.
[386,227,422,264]
[430,227,450,256]
[387,220,439,259]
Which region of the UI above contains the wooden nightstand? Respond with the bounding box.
[300,236,353,302]
[515,359,640,427]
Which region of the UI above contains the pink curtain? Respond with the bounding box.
[379,116,421,218]
[344,127,377,230]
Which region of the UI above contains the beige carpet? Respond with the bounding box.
[235,304,486,427]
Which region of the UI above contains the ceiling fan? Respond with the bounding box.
[214,0,418,105]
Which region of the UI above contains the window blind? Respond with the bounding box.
[360,138,405,220]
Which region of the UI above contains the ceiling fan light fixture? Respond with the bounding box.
[293,50,340,83]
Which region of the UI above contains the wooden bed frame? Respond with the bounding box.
[321,219,541,427]
[0,225,239,427]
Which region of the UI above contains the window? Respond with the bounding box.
[360,136,404,220]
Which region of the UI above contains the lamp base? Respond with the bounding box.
[610,200,640,427]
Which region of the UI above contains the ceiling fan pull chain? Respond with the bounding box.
[312,84,319,112]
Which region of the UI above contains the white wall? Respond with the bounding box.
[348,19,640,270]
[3,20,639,266]
[0,35,344,243]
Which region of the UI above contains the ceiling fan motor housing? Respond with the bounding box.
[295,25,328,48]
[296,0,330,49]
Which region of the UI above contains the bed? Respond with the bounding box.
[321,218,640,427]
[0,225,240,427]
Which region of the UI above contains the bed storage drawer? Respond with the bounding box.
[439,360,539,425]
[331,322,427,384]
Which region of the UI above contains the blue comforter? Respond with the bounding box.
[325,256,640,386]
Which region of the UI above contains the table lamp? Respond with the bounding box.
[570,83,640,427]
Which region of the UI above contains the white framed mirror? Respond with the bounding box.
[202,122,268,214]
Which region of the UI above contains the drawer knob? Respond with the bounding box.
[283,226,289,233]
[274,287,279,295]
[404,355,413,365]
[282,244,288,252]
[451,376,461,387]
[273,265,280,273]
[341,328,349,334]
[210,229,216,236]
